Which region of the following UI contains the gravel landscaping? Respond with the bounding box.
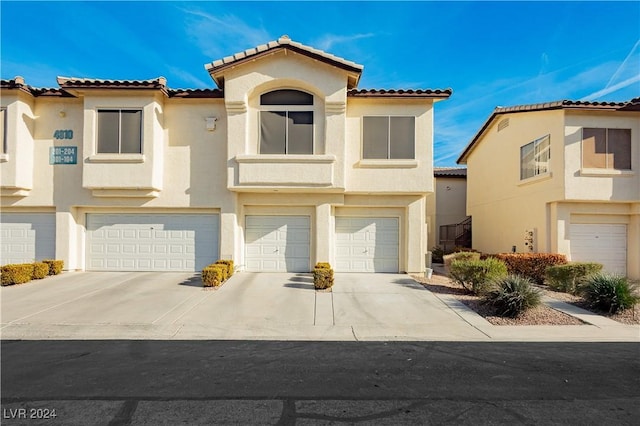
[539,286,640,325]
[413,269,640,326]
[412,272,584,326]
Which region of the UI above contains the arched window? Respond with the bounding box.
[260,89,314,154]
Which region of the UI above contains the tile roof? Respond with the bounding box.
[348,88,452,99]
[205,35,364,89]
[57,76,167,91]
[457,99,638,164]
[167,88,224,98]
[434,167,467,177]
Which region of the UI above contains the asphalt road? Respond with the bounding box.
[1,340,639,425]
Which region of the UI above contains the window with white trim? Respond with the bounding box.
[97,109,142,154]
[0,107,6,154]
[582,128,631,170]
[363,116,415,159]
[520,135,550,180]
[259,89,314,154]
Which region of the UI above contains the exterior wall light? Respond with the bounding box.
[206,117,217,132]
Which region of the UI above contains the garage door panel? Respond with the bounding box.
[0,213,56,265]
[570,224,626,276]
[245,216,310,272]
[87,214,218,272]
[335,217,399,273]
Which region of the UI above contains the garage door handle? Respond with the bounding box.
[363,249,368,253]
[274,248,279,253]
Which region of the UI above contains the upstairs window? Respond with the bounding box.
[0,107,6,154]
[582,128,631,170]
[520,135,550,180]
[97,109,142,154]
[363,116,415,159]
[260,89,314,154]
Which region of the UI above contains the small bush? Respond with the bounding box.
[202,265,225,287]
[1,264,34,286]
[431,246,445,264]
[42,259,64,275]
[443,251,481,272]
[545,262,603,294]
[315,262,331,269]
[449,257,508,295]
[486,274,542,318]
[32,262,49,279]
[492,253,567,284]
[215,260,234,278]
[581,274,639,314]
[314,264,334,290]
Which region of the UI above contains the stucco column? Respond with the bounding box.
[628,213,640,280]
[315,203,332,265]
[219,212,237,263]
[553,203,572,258]
[406,197,426,273]
[55,211,77,271]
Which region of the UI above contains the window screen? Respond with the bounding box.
[363,116,415,159]
[583,128,631,170]
[97,109,142,154]
[260,90,313,105]
[0,108,6,154]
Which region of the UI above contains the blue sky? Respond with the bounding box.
[2,1,639,166]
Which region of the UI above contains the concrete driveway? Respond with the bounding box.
[0,271,487,340]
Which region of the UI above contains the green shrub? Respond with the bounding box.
[491,253,567,284]
[581,274,639,314]
[42,259,64,275]
[313,266,334,290]
[215,260,234,278]
[545,262,603,294]
[202,265,225,287]
[315,262,331,269]
[485,274,542,318]
[431,246,445,264]
[32,262,49,280]
[1,264,34,286]
[449,257,508,295]
[443,251,481,272]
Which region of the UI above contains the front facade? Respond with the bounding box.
[458,100,640,279]
[0,36,451,274]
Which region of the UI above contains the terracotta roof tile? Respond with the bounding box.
[348,88,452,98]
[434,167,467,177]
[167,88,224,99]
[205,35,364,88]
[56,76,167,90]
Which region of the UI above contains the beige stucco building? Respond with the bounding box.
[458,99,640,279]
[426,167,469,251]
[0,36,451,274]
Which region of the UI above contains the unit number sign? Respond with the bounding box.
[49,146,77,165]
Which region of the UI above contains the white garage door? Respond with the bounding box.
[245,216,310,272]
[0,213,56,265]
[335,217,399,273]
[570,224,627,276]
[86,214,219,271]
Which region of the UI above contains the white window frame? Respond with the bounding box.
[362,115,416,160]
[520,135,550,180]
[581,127,632,171]
[0,107,6,157]
[96,108,143,154]
[258,89,315,155]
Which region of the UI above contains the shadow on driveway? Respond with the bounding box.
[177,274,204,287]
